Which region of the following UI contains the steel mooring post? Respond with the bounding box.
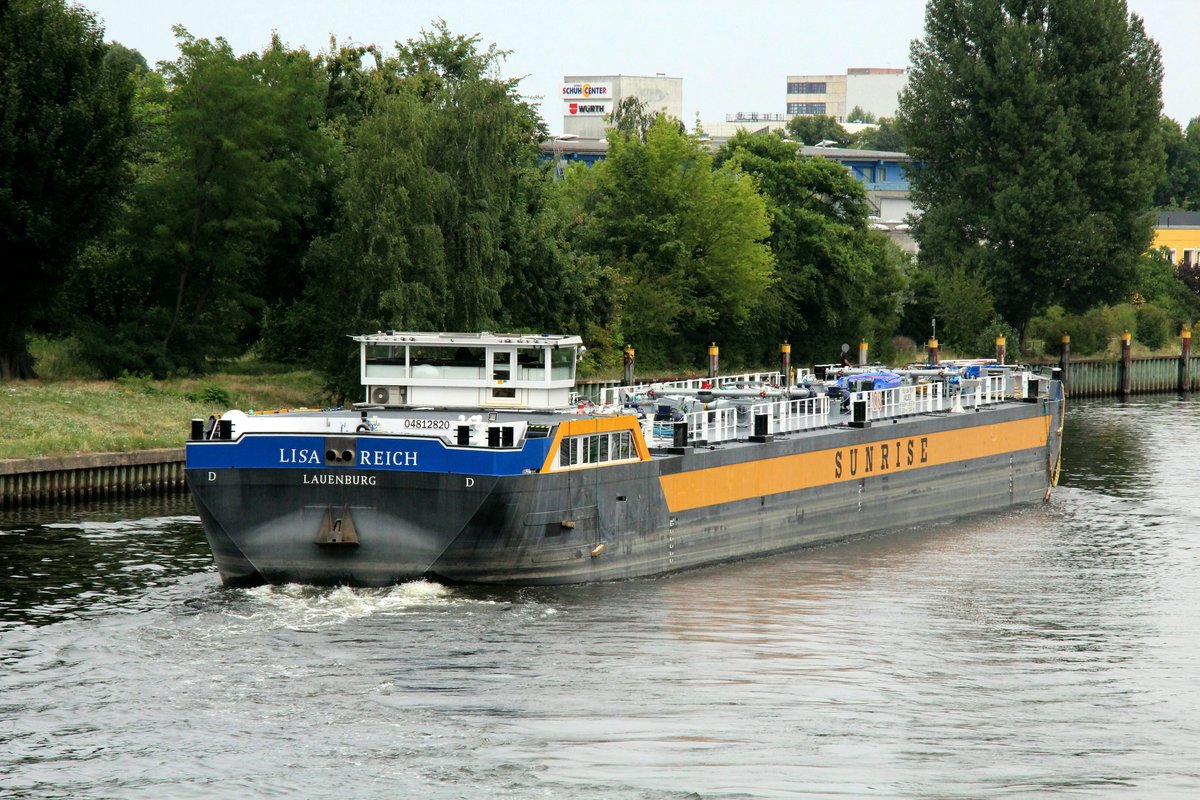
[708,343,719,380]
[995,334,1006,365]
[780,341,791,385]
[858,339,869,366]
[623,344,635,386]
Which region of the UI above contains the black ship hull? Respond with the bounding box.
[187,396,1064,586]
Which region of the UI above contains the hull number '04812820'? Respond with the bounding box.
[402,418,450,431]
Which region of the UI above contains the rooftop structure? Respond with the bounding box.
[786,68,907,122]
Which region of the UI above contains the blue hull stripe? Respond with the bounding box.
[186,434,554,476]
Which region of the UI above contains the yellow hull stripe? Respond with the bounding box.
[658,415,1050,513]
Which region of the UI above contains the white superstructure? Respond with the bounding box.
[353,332,583,410]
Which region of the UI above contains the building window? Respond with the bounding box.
[787,102,827,116]
[787,82,826,94]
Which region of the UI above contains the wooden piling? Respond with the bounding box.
[1121,330,1132,399]
[1182,327,1192,394]
[1060,334,1071,395]
[0,449,186,509]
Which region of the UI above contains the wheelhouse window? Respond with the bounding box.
[517,347,547,381]
[551,346,576,381]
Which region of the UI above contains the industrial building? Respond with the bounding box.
[560,74,682,138]
[785,68,907,122]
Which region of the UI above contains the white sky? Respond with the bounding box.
[84,0,1199,132]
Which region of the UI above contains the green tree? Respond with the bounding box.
[610,95,655,141]
[559,118,774,367]
[785,115,853,147]
[898,0,1165,348]
[1155,116,1200,210]
[847,105,877,124]
[70,30,334,376]
[270,23,557,397]
[930,265,997,352]
[715,131,906,365]
[852,118,907,152]
[0,0,134,378]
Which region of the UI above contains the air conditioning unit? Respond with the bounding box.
[368,385,405,406]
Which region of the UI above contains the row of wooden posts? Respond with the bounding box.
[0,449,187,509]
[613,328,1196,399]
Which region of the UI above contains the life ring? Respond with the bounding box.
[871,392,883,412]
[356,423,370,432]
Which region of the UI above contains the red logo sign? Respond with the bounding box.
[569,103,578,115]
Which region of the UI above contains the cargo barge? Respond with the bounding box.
[185,332,1065,586]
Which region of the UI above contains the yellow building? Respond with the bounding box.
[1153,211,1200,267]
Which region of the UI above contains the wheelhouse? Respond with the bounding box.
[354,331,583,410]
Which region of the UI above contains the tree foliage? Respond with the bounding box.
[852,118,907,152]
[785,115,853,147]
[68,30,334,376]
[0,0,134,377]
[558,119,774,367]
[847,106,877,124]
[714,131,906,365]
[1156,116,1200,210]
[610,95,655,141]
[898,0,1165,346]
[265,23,557,398]
[4,13,1066,387]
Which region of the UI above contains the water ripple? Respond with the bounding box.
[3,398,1200,797]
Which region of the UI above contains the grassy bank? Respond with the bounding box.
[0,361,324,461]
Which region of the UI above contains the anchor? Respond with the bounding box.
[315,505,360,546]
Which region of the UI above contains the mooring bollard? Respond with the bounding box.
[928,337,939,366]
[623,345,635,386]
[858,339,869,366]
[995,335,1006,365]
[708,343,719,380]
[780,342,791,385]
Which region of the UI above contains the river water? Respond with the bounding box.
[2,397,1198,798]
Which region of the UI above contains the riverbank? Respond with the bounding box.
[0,368,324,460]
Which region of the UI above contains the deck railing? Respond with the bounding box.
[748,395,832,434]
[593,372,784,407]
[642,407,739,448]
[851,382,946,422]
